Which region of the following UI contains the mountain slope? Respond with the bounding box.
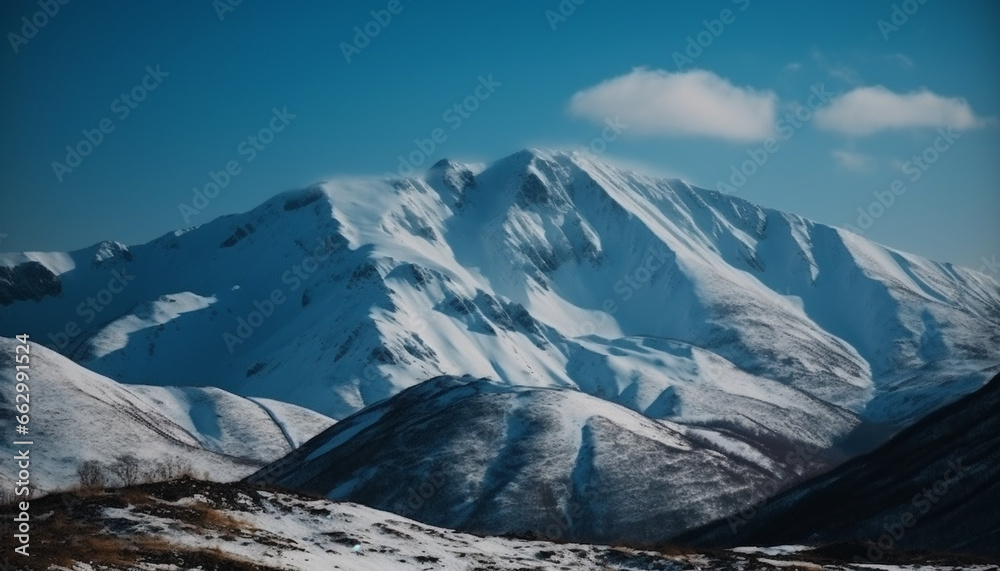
[249,375,849,544]
[1,149,995,433]
[0,337,335,492]
[1,149,998,537]
[679,373,1000,558]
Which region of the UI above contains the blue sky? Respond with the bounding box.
[1,0,997,270]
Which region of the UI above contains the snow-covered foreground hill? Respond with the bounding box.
[9,478,997,571]
[0,337,335,493]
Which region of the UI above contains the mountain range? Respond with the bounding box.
[1,148,998,544]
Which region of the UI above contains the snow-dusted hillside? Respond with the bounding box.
[11,478,995,571]
[683,373,1000,557]
[2,149,995,430]
[248,375,846,544]
[0,337,335,493]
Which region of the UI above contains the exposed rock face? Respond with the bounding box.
[0,261,61,306]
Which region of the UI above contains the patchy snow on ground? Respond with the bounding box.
[28,480,999,571]
[732,545,814,556]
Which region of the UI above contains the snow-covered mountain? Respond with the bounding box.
[0,337,335,493]
[1,149,998,536]
[247,375,839,544]
[2,149,995,428]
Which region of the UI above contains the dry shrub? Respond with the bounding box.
[121,486,155,506]
[33,511,134,568]
[77,459,109,488]
[109,454,142,486]
[189,501,251,532]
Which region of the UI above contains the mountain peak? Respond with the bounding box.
[428,158,460,171]
[424,158,477,201]
[487,147,582,173]
[1,149,997,426]
[2,147,999,547]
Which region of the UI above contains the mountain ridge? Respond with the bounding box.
[2,147,997,542]
[2,148,996,426]
[678,372,1000,558]
[0,336,336,493]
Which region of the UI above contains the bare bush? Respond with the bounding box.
[143,456,194,482]
[109,454,142,487]
[143,461,168,483]
[77,460,109,489]
[167,457,194,479]
[76,455,198,490]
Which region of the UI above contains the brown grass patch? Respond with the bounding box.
[189,500,252,532]
[19,508,265,570]
[22,511,135,569]
[121,486,155,506]
[2,480,290,570]
[61,482,108,499]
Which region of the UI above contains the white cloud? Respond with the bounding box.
[568,68,777,142]
[815,86,991,136]
[783,62,802,74]
[831,149,875,173]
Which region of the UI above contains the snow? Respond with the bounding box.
[49,481,998,571]
[251,377,805,543]
[3,149,995,430]
[848,567,981,571]
[84,292,218,359]
[249,397,338,448]
[0,337,335,493]
[1,148,998,542]
[732,545,814,556]
[757,558,825,570]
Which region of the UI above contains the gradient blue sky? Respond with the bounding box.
[1,0,997,269]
